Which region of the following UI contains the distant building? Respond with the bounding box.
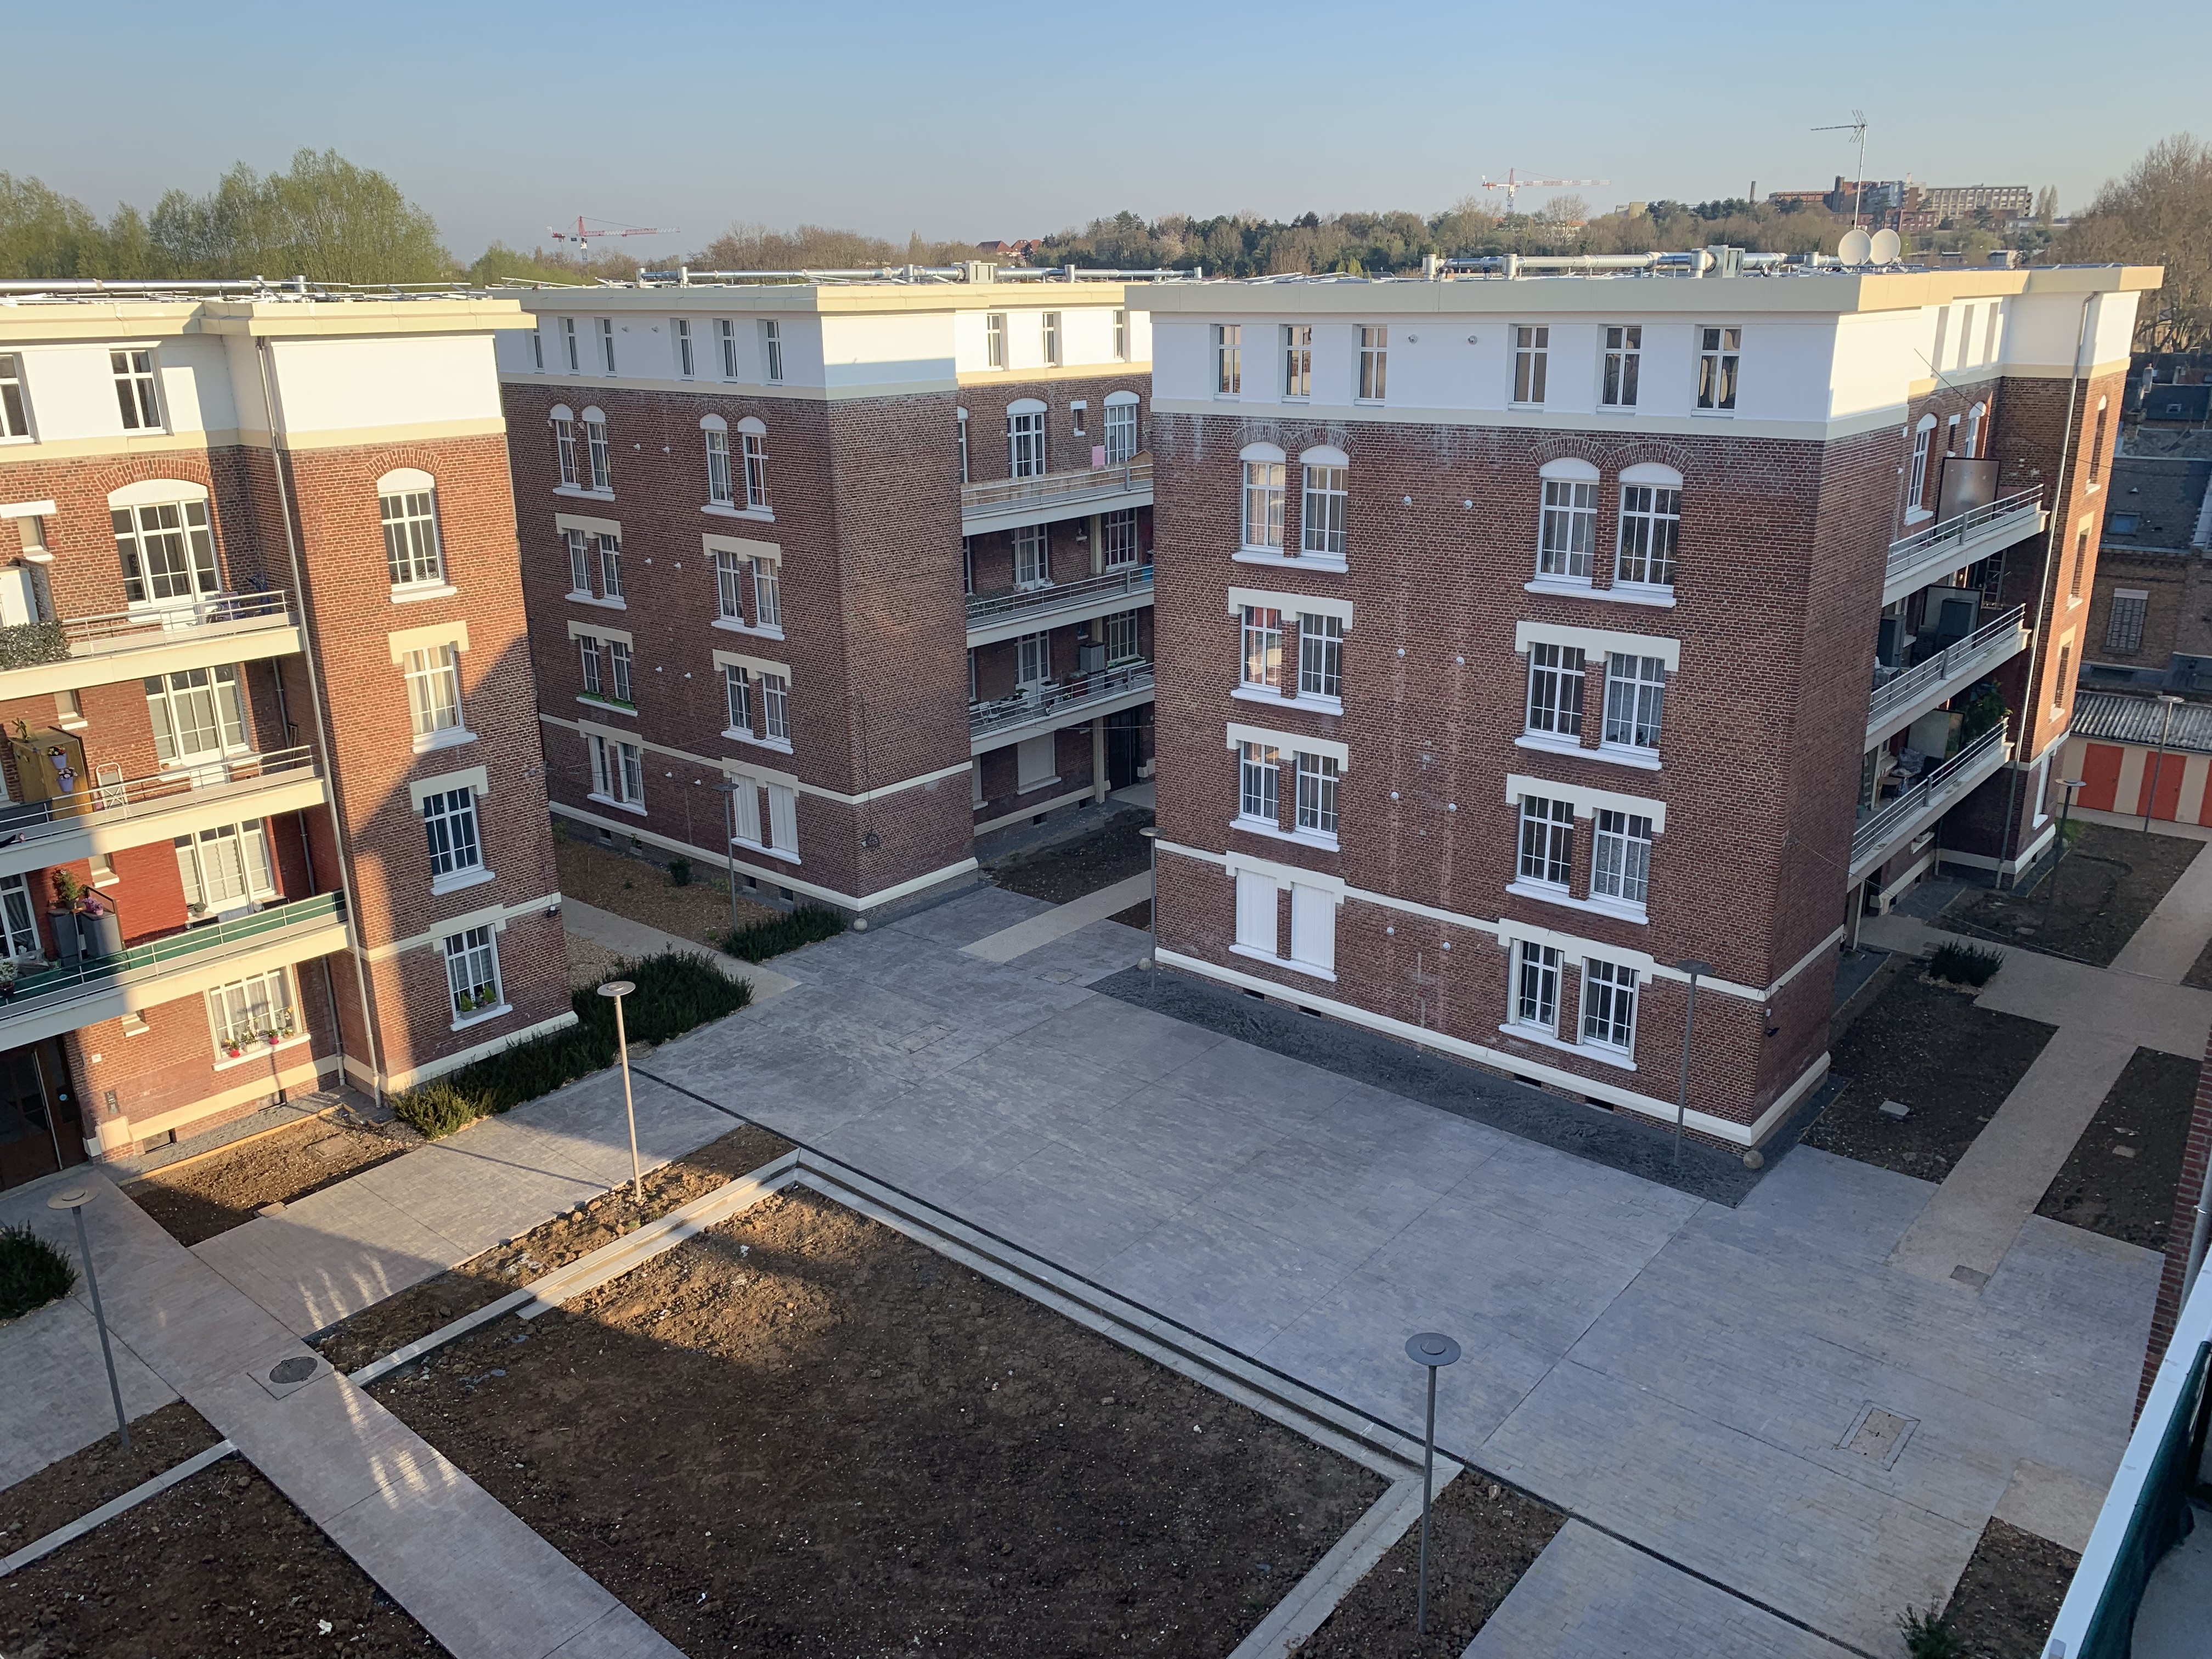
[1921,184,2035,222]
[978,240,1045,263]
[2076,452,2212,702]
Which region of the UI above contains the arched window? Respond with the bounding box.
[580,407,611,492]
[1908,416,1937,513]
[1239,443,1285,553]
[108,479,217,605]
[736,416,769,510]
[1299,445,1349,562]
[1616,464,1683,590]
[377,467,444,590]
[700,415,732,507]
[1963,402,1987,459]
[549,405,577,488]
[1537,458,1600,582]
[1103,390,1140,464]
[1007,398,1047,478]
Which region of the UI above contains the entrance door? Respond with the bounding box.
[147,666,249,785]
[0,1039,82,1190]
[1106,708,1143,791]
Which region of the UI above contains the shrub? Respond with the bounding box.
[1897,1606,1963,1659]
[667,856,692,887]
[1929,941,2005,986]
[0,1222,77,1321]
[725,903,846,963]
[391,952,751,1139]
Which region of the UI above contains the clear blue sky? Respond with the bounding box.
[12,0,2198,260]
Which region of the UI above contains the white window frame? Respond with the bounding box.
[1102,507,1139,568]
[1696,325,1740,412]
[1239,741,1280,826]
[207,968,296,1059]
[1526,642,1584,739]
[1016,630,1051,688]
[589,733,645,808]
[1601,325,1640,408]
[0,873,40,958]
[724,664,751,735]
[565,528,591,597]
[1008,408,1047,478]
[1356,326,1387,402]
[985,313,1007,370]
[1104,396,1139,464]
[740,424,769,510]
[1515,941,1561,1033]
[596,317,617,375]
[1538,477,1599,580]
[527,326,544,373]
[608,639,634,703]
[578,635,603,695]
[379,483,445,590]
[1512,326,1549,405]
[0,351,33,439]
[750,558,781,631]
[111,348,162,431]
[561,317,579,374]
[554,417,578,487]
[1517,795,1573,889]
[1242,458,1285,552]
[759,671,790,746]
[1908,417,1935,515]
[1234,869,1277,955]
[1041,311,1062,366]
[1590,809,1654,910]
[957,408,970,483]
[444,924,505,1024]
[146,665,249,769]
[1103,607,1141,665]
[1013,524,1049,588]
[761,319,785,383]
[1301,462,1347,560]
[704,427,732,506]
[1581,959,1637,1053]
[422,786,484,885]
[1241,606,1282,691]
[114,499,218,606]
[672,317,694,378]
[404,645,465,745]
[585,416,612,492]
[1298,614,1344,702]
[1295,753,1340,841]
[1213,324,1242,396]
[1615,482,1680,590]
[1601,654,1666,754]
[173,821,275,916]
[1113,308,1129,361]
[1283,325,1312,399]
[716,318,739,379]
[597,532,623,600]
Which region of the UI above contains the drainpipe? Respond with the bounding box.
[2185,1159,2212,1308]
[252,337,386,1104]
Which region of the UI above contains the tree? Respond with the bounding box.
[2035,186,2058,225]
[150,149,449,283]
[2062,133,2211,351]
[467,243,590,286]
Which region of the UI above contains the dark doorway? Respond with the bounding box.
[0,1039,83,1190]
[1106,709,1144,792]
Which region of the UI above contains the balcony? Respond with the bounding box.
[1867,605,2029,745]
[966,565,1155,647]
[961,455,1153,537]
[1849,726,2011,881]
[0,591,304,699]
[0,890,349,1050]
[0,747,327,883]
[969,661,1155,752]
[1882,489,2044,607]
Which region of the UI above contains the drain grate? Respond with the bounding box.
[1838,1403,1919,1470]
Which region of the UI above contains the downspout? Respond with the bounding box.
[1997,292,2096,888]
[266,657,346,1087]
[252,337,386,1104]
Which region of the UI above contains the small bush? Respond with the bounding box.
[667,856,692,887]
[725,903,846,963]
[391,952,752,1139]
[1898,1606,1963,1659]
[1928,941,2005,986]
[0,1222,77,1320]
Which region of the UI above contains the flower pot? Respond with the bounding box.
[83,910,122,959]
[48,909,78,966]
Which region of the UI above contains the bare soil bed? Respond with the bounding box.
[555,831,781,945]
[1946,822,2202,966]
[1804,972,2058,1182]
[0,1400,222,1554]
[371,1187,1385,1657]
[0,1457,445,1658]
[125,1114,414,1248]
[988,808,1154,927]
[1297,1472,1562,1657]
[1937,1516,2080,1658]
[315,1123,792,1375]
[2036,1046,2199,1250]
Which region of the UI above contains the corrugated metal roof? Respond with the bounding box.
[2071,691,2212,754]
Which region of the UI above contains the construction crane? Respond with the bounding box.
[548,216,679,247]
[1480,168,1609,216]
[1812,112,1870,227]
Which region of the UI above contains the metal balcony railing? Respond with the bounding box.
[1884,489,2044,588]
[969,662,1155,742]
[0,590,296,674]
[0,890,346,1026]
[1867,604,2028,735]
[961,455,1152,521]
[1850,726,2010,872]
[0,746,320,850]
[964,565,1154,630]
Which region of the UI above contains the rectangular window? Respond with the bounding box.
[1289,884,1335,974]
[963,538,974,596]
[1241,606,1283,689]
[1071,400,1087,437]
[1601,325,1641,407]
[985,313,1007,369]
[597,532,623,599]
[1516,941,1560,1031]
[208,968,295,1056]
[114,500,217,604]
[2055,644,2072,704]
[2070,528,2089,601]
[724,665,751,732]
[1582,960,1637,1051]
[1296,753,1340,838]
[1357,326,1387,402]
[566,528,591,596]
[672,318,694,377]
[1696,326,1741,410]
[1908,424,1932,512]
[1235,870,1277,955]
[444,925,503,1019]
[716,318,738,379]
[596,317,617,375]
[608,639,633,703]
[762,320,784,382]
[0,874,40,958]
[111,348,160,430]
[422,787,483,881]
[1017,630,1050,687]
[1113,308,1128,360]
[764,782,798,853]
[528,326,544,373]
[1102,507,1139,568]
[1283,325,1312,398]
[1538,479,1598,579]
[1013,524,1049,586]
[1964,403,1985,458]
[585,417,612,491]
[1591,810,1653,906]
[1239,741,1279,824]
[146,665,247,768]
[1008,409,1047,478]
[741,431,769,509]
[1017,734,1056,792]
[1512,326,1549,405]
[1602,654,1666,752]
[590,733,645,805]
[561,317,579,373]
[174,822,274,913]
[2107,590,2148,654]
[760,672,789,743]
[1243,459,1285,550]
[404,645,464,739]
[379,488,444,588]
[751,558,781,629]
[578,636,603,696]
[957,411,970,483]
[1104,608,1140,665]
[1214,324,1242,396]
[1518,795,1573,887]
[1041,311,1061,365]
[2089,405,2107,483]
[1299,614,1344,700]
[0,353,31,438]
[705,428,732,505]
[1616,485,1680,588]
[1301,463,1347,559]
[554,418,578,487]
[1104,400,1138,464]
[1526,642,1585,737]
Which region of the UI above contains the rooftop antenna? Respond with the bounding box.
[549,215,679,247]
[1479,167,1609,216]
[1812,111,1870,227]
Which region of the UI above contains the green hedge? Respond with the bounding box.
[724,902,845,963]
[392,952,751,1140]
[1929,941,2005,987]
[1,1222,77,1321]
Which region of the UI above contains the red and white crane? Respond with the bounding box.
[548,216,679,247]
[1479,168,1609,215]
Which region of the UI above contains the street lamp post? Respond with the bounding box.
[1136,825,1159,975]
[48,1185,128,1449]
[597,979,641,1201]
[2050,777,2086,905]
[706,781,743,942]
[1671,960,1714,1175]
[2143,697,2183,833]
[1404,1332,1462,1636]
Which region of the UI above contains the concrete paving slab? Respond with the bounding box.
[2109,835,2212,981]
[561,898,797,1000]
[1094,1205,1359,1355]
[960,871,1153,962]
[0,1290,175,1491]
[1993,1459,2111,1553]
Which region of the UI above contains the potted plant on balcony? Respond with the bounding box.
[48,871,84,967]
[78,889,121,959]
[0,956,17,1004]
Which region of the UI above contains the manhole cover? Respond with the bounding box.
[269,1357,318,1385]
[1839,1403,1919,1469]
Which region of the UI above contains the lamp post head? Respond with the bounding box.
[1137,825,1158,840]
[1406,1331,1462,1368]
[2063,778,2086,791]
[46,1186,92,1212]
[596,980,636,1000]
[1673,959,1715,978]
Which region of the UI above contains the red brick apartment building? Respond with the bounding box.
[1132,258,2158,1148]
[0,290,568,1187]
[496,275,1164,910]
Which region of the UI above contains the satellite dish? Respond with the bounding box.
[1838,228,1872,264]
[1869,228,1901,264]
